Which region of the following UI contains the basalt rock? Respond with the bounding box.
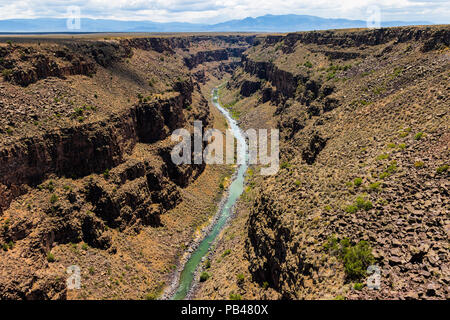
[240,80,261,97]
[301,133,327,165]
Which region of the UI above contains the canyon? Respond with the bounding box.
[0,25,449,300]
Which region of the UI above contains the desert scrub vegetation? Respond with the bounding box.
[324,63,351,80]
[414,161,424,168]
[280,161,291,169]
[379,160,398,179]
[229,292,242,300]
[345,195,373,213]
[1,68,12,79]
[236,273,245,285]
[303,61,313,68]
[368,182,382,192]
[436,164,448,174]
[144,282,165,300]
[353,177,363,187]
[414,132,425,140]
[2,241,14,251]
[324,236,375,280]
[222,249,231,257]
[50,194,58,204]
[398,127,411,137]
[376,153,390,161]
[47,252,55,262]
[200,271,211,282]
[354,282,364,290]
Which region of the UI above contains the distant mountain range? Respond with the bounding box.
[0,14,434,33]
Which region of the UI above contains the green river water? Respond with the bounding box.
[171,87,248,300]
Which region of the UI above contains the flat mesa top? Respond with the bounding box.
[0,32,267,41]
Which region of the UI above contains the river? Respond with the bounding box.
[171,87,248,300]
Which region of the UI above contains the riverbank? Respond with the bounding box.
[161,163,240,300]
[163,85,249,300]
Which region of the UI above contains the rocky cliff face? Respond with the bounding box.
[0,82,194,213]
[244,26,449,300]
[193,25,449,300]
[0,34,246,299]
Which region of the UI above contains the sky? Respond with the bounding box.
[0,0,448,24]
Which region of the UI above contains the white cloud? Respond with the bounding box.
[0,0,448,23]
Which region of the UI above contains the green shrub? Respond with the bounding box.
[379,171,390,179]
[229,293,242,300]
[199,271,210,282]
[103,169,110,179]
[262,281,269,290]
[50,194,58,204]
[145,293,157,300]
[81,243,89,251]
[436,164,448,174]
[354,282,364,290]
[204,259,211,269]
[1,69,12,78]
[353,178,362,187]
[73,107,83,116]
[303,61,313,68]
[144,283,164,300]
[414,161,424,168]
[326,71,336,80]
[369,182,381,192]
[342,241,374,279]
[414,132,424,140]
[324,236,374,280]
[236,273,245,284]
[280,161,291,169]
[355,196,373,211]
[47,252,55,262]
[47,181,55,192]
[334,295,346,300]
[346,196,373,213]
[376,154,389,161]
[222,249,231,257]
[345,205,358,214]
[386,161,397,173]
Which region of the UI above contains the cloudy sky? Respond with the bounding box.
[0,0,448,24]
